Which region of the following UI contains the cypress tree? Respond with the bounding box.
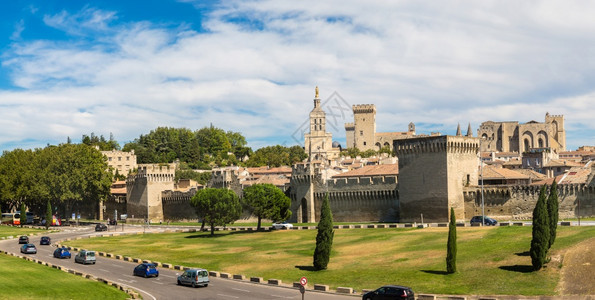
[446,207,457,273]
[530,184,550,271]
[20,202,27,227]
[46,200,53,230]
[547,181,559,249]
[313,193,334,270]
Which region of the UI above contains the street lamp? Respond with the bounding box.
[479,136,485,227]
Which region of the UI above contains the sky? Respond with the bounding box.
[1,0,594,152]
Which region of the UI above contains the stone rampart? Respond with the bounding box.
[464,183,595,220]
[162,188,198,221]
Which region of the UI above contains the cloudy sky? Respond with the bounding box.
[1,0,594,152]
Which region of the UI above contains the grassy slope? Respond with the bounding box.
[0,226,47,238]
[66,226,595,295]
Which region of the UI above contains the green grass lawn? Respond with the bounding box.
[66,226,595,296]
[0,225,48,238]
[0,253,129,299]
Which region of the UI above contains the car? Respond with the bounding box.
[108,219,117,225]
[95,223,108,231]
[362,285,415,300]
[272,222,293,230]
[177,268,209,288]
[133,263,159,278]
[20,244,37,254]
[18,236,29,244]
[470,215,498,226]
[74,250,96,265]
[40,236,51,245]
[53,247,71,259]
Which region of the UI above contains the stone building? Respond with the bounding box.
[478,112,565,153]
[344,104,429,151]
[126,163,175,222]
[101,149,138,176]
[304,87,340,161]
[394,135,480,222]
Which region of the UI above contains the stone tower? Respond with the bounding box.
[126,163,175,222]
[304,87,336,160]
[352,104,376,151]
[545,112,566,151]
[394,135,479,222]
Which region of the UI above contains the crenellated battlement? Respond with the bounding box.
[394,135,479,156]
[352,104,376,114]
[344,123,355,130]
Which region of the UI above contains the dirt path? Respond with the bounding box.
[558,237,595,295]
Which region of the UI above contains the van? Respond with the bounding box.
[74,250,96,264]
[177,268,209,288]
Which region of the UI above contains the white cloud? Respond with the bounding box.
[1,1,595,152]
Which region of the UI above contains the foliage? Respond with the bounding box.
[313,193,334,270]
[123,126,250,169]
[547,182,559,249]
[82,132,120,151]
[242,184,292,230]
[174,162,212,185]
[340,147,385,158]
[446,207,457,273]
[530,184,550,271]
[247,145,306,167]
[190,188,242,235]
[46,200,52,229]
[0,144,112,219]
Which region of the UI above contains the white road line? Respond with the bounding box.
[271,295,295,299]
[159,274,175,278]
[110,264,124,268]
[98,269,110,272]
[114,282,156,300]
[232,288,250,293]
[153,281,164,285]
[217,294,239,299]
[123,274,136,278]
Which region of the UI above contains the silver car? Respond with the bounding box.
[20,244,37,254]
[74,250,96,264]
[177,269,209,288]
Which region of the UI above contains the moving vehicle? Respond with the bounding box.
[18,236,29,244]
[20,244,37,254]
[95,224,108,231]
[2,212,34,225]
[53,247,71,259]
[470,216,498,226]
[177,268,209,288]
[362,285,415,300]
[74,250,96,265]
[133,263,159,278]
[272,222,293,229]
[39,236,51,245]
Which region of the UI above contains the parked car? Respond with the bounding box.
[74,250,96,265]
[20,243,37,254]
[177,268,209,288]
[18,236,29,244]
[95,224,108,231]
[39,236,51,245]
[53,247,71,259]
[272,222,293,230]
[470,216,498,226]
[362,285,415,300]
[133,263,159,278]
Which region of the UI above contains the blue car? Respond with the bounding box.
[53,247,71,259]
[133,263,159,278]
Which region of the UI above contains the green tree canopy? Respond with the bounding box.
[547,182,559,249]
[446,207,457,273]
[313,193,334,270]
[190,188,242,235]
[247,145,306,167]
[242,183,292,230]
[530,184,550,271]
[82,132,120,151]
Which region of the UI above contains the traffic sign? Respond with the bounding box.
[300,276,307,286]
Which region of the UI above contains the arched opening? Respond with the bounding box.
[375,142,381,151]
[301,198,308,223]
[538,138,544,148]
[524,139,530,152]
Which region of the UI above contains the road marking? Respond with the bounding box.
[110,264,124,268]
[153,281,164,285]
[271,295,294,299]
[114,282,156,300]
[159,274,175,278]
[217,294,239,299]
[98,269,110,272]
[123,275,136,278]
[232,288,250,293]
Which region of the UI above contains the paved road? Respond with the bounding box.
[0,226,358,300]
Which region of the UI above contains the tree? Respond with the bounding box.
[530,184,550,271]
[20,202,27,227]
[46,200,52,229]
[313,193,334,270]
[190,188,242,236]
[446,207,457,273]
[242,184,292,230]
[547,181,559,249]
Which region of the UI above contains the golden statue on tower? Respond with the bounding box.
[315,86,319,99]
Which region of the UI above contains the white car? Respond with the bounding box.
[272,222,293,230]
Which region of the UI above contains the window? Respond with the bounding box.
[363,142,367,146]
[108,157,112,161]
[126,156,130,161]
[118,157,121,161]
[360,130,363,136]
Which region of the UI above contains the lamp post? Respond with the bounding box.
[479,136,485,227]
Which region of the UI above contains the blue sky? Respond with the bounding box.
[1,0,594,152]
